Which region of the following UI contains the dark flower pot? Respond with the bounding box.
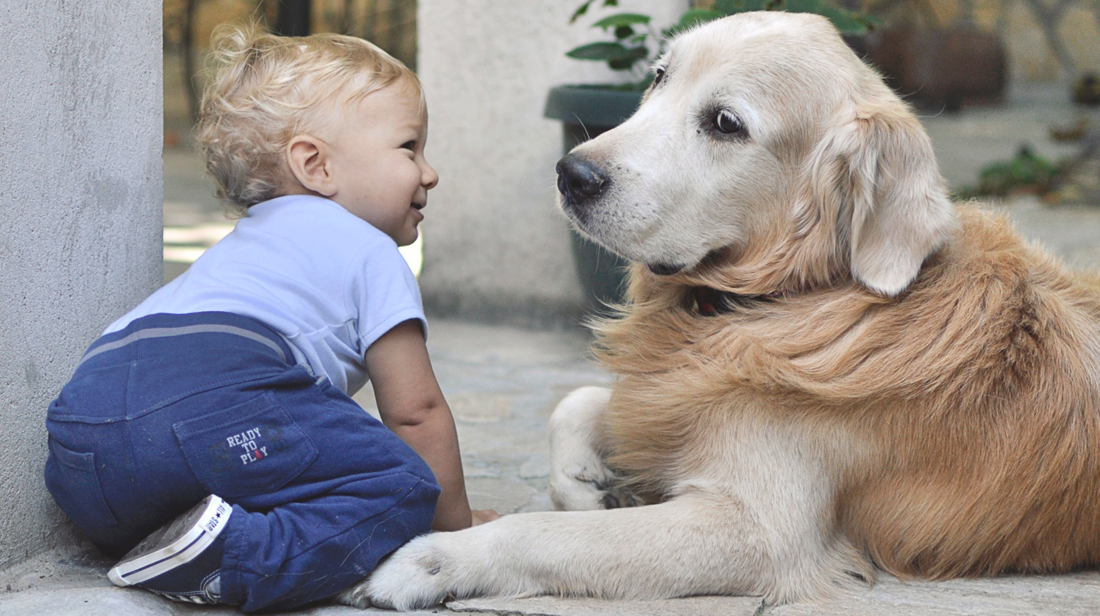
[864,27,1007,111]
[545,85,643,312]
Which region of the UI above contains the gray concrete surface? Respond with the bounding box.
[413,0,688,327]
[452,571,1100,615]
[0,0,162,571]
[0,319,611,615]
[922,80,1100,192]
[3,319,1100,615]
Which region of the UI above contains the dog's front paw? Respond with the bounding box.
[600,481,645,509]
[334,581,372,609]
[365,534,455,611]
[549,386,642,511]
[550,461,643,510]
[550,458,615,510]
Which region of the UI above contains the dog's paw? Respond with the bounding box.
[550,387,630,511]
[600,481,645,509]
[550,458,610,510]
[334,581,372,609]
[550,458,641,510]
[364,534,454,611]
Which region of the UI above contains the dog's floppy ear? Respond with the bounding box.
[813,102,956,296]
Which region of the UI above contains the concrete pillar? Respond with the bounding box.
[416,0,687,327]
[0,1,162,569]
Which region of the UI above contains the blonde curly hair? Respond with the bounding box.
[197,23,422,213]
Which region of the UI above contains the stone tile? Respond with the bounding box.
[449,595,764,616]
[448,573,1100,616]
[465,477,540,514]
[770,573,1100,616]
[449,392,517,424]
[985,197,1100,270]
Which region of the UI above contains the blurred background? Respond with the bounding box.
[162,0,1100,326]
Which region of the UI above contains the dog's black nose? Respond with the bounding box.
[556,154,608,207]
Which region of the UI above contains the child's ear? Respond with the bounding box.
[286,135,337,197]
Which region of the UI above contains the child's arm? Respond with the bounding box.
[365,319,478,531]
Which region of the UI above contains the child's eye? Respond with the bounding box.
[400,141,416,151]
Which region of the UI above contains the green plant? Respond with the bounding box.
[567,0,880,88]
[955,145,1063,200]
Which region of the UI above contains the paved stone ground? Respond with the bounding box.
[922,81,1099,193]
[0,319,612,616]
[4,77,1100,614]
[4,320,1100,616]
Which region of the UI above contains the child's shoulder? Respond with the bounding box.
[243,195,394,249]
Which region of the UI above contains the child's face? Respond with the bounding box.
[327,83,438,246]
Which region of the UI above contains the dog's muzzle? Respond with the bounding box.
[556,153,686,276]
[556,154,608,219]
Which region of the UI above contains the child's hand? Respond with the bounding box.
[471,509,500,526]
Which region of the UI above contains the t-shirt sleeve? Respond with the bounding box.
[349,240,428,356]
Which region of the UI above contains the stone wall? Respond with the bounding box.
[415,0,688,327]
[0,0,162,570]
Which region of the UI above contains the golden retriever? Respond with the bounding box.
[339,11,1100,610]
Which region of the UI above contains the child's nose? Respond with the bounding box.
[422,163,439,190]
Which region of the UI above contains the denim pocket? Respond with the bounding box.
[44,437,119,528]
[173,393,318,498]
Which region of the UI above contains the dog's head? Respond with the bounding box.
[556,12,956,297]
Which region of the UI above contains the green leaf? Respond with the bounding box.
[663,8,723,37]
[591,13,651,29]
[614,25,635,40]
[779,1,876,34]
[976,145,1059,196]
[715,0,771,14]
[783,0,826,13]
[607,50,646,69]
[815,6,857,33]
[608,46,649,70]
[569,0,621,24]
[569,0,594,24]
[677,8,724,28]
[566,41,646,63]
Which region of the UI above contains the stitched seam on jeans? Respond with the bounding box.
[47,371,301,424]
[81,325,286,366]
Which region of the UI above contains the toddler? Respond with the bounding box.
[43,24,494,612]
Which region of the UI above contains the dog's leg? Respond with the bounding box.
[548,386,640,510]
[338,485,858,611]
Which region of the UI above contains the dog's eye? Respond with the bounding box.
[714,110,744,135]
[653,67,666,86]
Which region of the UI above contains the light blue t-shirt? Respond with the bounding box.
[106,195,427,395]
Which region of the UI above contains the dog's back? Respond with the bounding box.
[840,206,1100,578]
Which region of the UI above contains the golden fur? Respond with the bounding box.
[596,204,1100,578]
